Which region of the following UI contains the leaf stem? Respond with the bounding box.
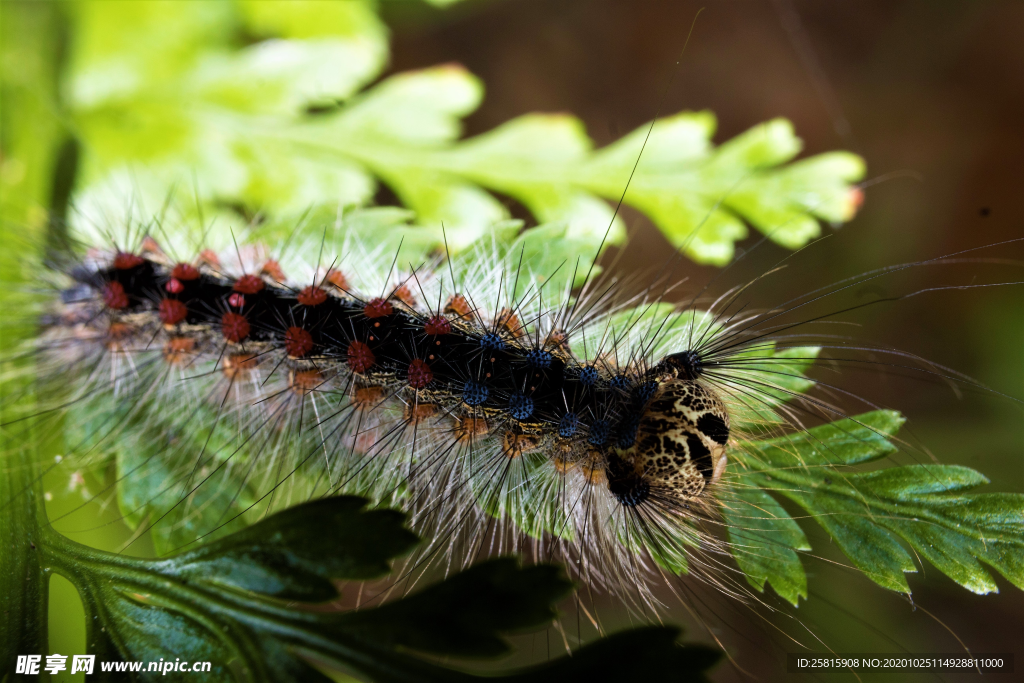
[0,432,49,664]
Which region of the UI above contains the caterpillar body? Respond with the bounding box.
[79,241,728,508]
[18,197,1024,680]
[28,200,844,618]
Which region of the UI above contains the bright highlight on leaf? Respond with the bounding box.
[67,0,864,265]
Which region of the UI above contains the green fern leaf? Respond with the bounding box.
[43,498,720,682]
[732,411,1024,601]
[66,1,863,266]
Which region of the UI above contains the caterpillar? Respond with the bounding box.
[39,222,739,592]
[28,206,1019,618]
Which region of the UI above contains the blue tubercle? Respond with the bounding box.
[508,393,535,420]
[526,349,552,369]
[558,412,579,438]
[480,332,505,351]
[462,380,489,406]
[588,419,611,446]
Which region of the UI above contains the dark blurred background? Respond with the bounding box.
[379,1,1023,680]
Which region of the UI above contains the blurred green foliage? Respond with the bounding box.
[61,0,862,267]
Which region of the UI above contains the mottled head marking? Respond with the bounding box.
[607,376,729,507]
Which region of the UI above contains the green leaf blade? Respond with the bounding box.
[46,498,715,683]
[335,559,571,659]
[167,497,418,602]
[742,410,904,469]
[723,484,810,605]
[736,412,1024,596]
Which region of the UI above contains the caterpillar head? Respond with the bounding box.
[607,353,730,508]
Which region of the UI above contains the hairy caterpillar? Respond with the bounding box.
[39,221,739,591]
[23,204,1021,643]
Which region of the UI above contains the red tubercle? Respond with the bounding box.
[363,298,393,319]
[261,260,286,282]
[221,312,250,343]
[103,282,129,309]
[346,341,375,373]
[113,252,144,270]
[171,263,201,281]
[165,278,184,294]
[140,236,164,256]
[326,268,349,290]
[444,294,472,320]
[393,284,416,307]
[158,298,188,326]
[496,308,523,337]
[424,315,451,336]
[297,285,327,307]
[198,250,221,269]
[228,293,245,308]
[233,274,265,295]
[284,326,314,358]
[407,358,434,389]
